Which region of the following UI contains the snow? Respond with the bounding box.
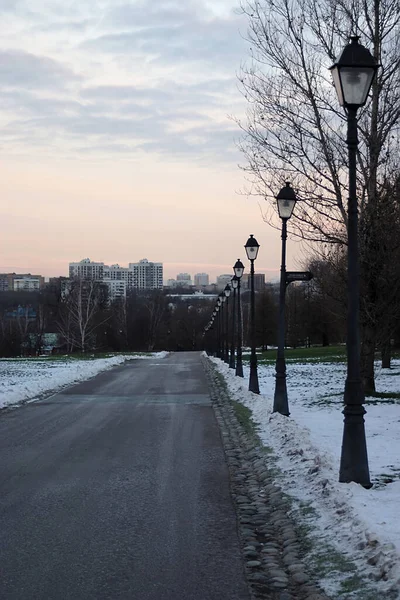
[210,354,400,597]
[0,352,168,409]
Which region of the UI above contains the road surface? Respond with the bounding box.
[0,352,249,600]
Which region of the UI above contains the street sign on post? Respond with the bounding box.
[285,271,313,284]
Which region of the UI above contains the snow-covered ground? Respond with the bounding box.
[0,352,168,409]
[211,355,400,598]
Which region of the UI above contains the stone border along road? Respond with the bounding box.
[202,357,332,600]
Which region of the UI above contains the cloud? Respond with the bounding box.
[82,16,244,69]
[32,19,92,34]
[106,1,200,30]
[0,1,247,165]
[0,49,81,90]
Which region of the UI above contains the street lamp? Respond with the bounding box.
[224,284,231,363]
[219,292,226,361]
[273,182,296,416]
[215,302,221,358]
[229,276,238,369]
[233,259,245,377]
[330,36,379,488]
[245,235,260,394]
[209,314,215,356]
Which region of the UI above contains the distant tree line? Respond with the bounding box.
[1,260,400,368]
[0,280,212,357]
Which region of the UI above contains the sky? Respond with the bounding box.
[0,0,301,283]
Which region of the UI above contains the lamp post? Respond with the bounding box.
[245,235,260,394]
[219,292,226,361]
[229,276,238,369]
[211,311,217,357]
[215,301,221,358]
[224,284,231,363]
[273,183,297,416]
[233,259,245,377]
[208,315,215,356]
[330,36,379,487]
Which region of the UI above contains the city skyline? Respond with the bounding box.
[0,258,282,284]
[0,0,303,282]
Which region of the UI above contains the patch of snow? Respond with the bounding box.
[0,353,168,409]
[210,356,400,596]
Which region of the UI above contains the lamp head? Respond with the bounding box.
[276,182,297,220]
[329,36,379,108]
[233,258,245,278]
[245,234,260,261]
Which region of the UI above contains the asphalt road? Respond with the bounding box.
[0,352,250,600]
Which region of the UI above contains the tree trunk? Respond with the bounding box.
[322,331,329,347]
[360,324,376,394]
[381,340,391,369]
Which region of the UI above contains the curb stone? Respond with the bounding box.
[202,356,332,600]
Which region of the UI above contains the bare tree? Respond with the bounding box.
[142,291,167,352]
[58,279,109,353]
[238,0,400,392]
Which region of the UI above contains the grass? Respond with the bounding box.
[244,345,400,366]
[231,400,256,435]
[293,500,383,599]
[242,345,347,365]
[368,391,400,400]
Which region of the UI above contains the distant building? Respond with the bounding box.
[176,273,192,287]
[13,275,43,292]
[0,273,12,291]
[253,273,266,290]
[103,279,127,301]
[69,258,163,290]
[129,259,163,290]
[69,258,104,281]
[103,264,133,288]
[0,273,45,292]
[166,279,178,288]
[194,273,209,287]
[242,273,265,291]
[216,274,233,290]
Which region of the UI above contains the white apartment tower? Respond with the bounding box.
[69,258,163,291]
[103,264,133,288]
[69,258,104,280]
[102,279,127,301]
[129,259,163,290]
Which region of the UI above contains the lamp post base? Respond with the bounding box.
[236,357,243,377]
[339,403,371,488]
[273,374,289,416]
[224,346,229,364]
[249,363,260,394]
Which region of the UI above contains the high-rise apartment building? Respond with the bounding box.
[176,273,192,287]
[69,258,104,281]
[103,264,133,288]
[242,273,265,291]
[129,259,163,290]
[194,273,209,287]
[102,279,127,301]
[69,258,163,291]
